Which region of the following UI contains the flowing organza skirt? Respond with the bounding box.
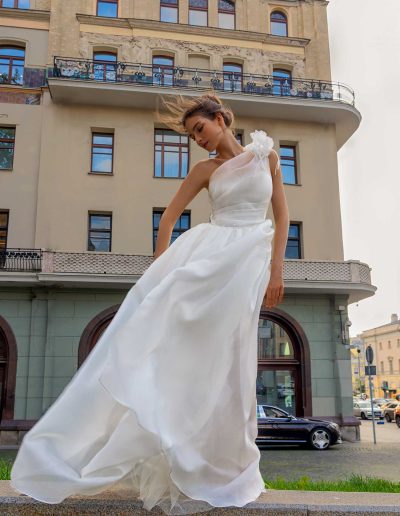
[10,218,274,514]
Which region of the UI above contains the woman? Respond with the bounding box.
[10,91,290,515]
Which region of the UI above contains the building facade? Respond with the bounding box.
[0,0,375,444]
[355,314,400,400]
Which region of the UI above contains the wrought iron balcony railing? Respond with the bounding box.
[0,248,42,272]
[51,57,355,106]
[0,66,47,89]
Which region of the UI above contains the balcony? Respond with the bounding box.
[0,249,376,304]
[47,57,361,149]
[0,248,42,272]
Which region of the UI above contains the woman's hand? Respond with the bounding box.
[262,270,284,308]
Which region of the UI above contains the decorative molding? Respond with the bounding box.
[0,7,50,22]
[76,14,310,48]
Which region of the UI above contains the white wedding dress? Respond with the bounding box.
[10,130,277,514]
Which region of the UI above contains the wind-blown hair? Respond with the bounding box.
[155,90,236,136]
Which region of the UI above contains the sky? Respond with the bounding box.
[326,0,400,337]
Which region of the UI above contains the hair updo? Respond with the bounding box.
[155,90,236,136]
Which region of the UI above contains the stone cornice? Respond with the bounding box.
[76,14,310,48]
[0,7,50,22]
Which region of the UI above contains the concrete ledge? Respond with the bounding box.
[1,481,400,515]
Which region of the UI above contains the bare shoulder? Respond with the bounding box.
[268,149,281,178]
[187,158,218,189]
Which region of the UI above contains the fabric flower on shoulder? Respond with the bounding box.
[244,129,274,160]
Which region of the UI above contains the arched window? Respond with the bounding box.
[270,10,288,37]
[218,0,235,29]
[257,311,312,417]
[0,46,25,85]
[152,55,174,86]
[93,51,117,81]
[273,68,292,96]
[223,62,242,92]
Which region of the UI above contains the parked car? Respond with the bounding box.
[383,402,400,422]
[353,400,384,420]
[256,404,342,451]
[394,405,400,428]
[373,398,393,408]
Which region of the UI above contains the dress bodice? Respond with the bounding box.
[208,130,275,227]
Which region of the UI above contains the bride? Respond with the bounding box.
[10,91,290,515]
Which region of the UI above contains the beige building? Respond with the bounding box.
[359,314,400,399]
[0,0,376,444]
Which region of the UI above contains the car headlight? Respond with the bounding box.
[328,422,339,430]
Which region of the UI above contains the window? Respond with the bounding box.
[223,62,242,92]
[152,55,174,86]
[209,132,242,158]
[96,0,118,17]
[388,358,393,374]
[280,145,297,184]
[88,213,112,252]
[0,46,24,85]
[270,10,288,37]
[273,69,292,96]
[91,133,114,174]
[155,129,189,178]
[257,319,298,415]
[0,211,8,254]
[93,51,117,81]
[380,361,384,373]
[388,340,391,349]
[0,0,30,7]
[286,223,301,259]
[379,341,382,350]
[153,209,190,251]
[189,0,207,26]
[218,0,235,29]
[160,0,178,23]
[0,127,15,169]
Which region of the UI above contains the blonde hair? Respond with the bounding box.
[155,90,236,136]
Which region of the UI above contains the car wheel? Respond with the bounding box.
[396,416,400,428]
[360,412,367,420]
[385,413,391,423]
[308,428,331,450]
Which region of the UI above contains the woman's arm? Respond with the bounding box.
[153,161,207,260]
[263,149,290,308]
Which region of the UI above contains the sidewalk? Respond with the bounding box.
[1,480,400,515]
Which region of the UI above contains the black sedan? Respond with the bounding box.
[256,404,342,450]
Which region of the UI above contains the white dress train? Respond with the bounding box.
[10,129,276,514]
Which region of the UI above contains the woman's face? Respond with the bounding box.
[185,113,223,152]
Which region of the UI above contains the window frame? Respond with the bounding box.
[160,0,179,23]
[90,132,115,175]
[189,0,208,27]
[153,208,191,252]
[0,0,30,8]
[270,10,288,37]
[96,0,118,18]
[280,144,297,184]
[0,210,9,253]
[223,61,243,92]
[218,0,235,30]
[0,126,16,170]
[0,45,25,85]
[154,128,189,179]
[87,212,112,252]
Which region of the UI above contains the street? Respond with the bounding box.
[259,418,400,483]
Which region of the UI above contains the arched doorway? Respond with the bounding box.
[256,308,312,417]
[0,315,17,422]
[78,304,120,367]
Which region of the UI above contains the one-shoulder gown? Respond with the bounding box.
[10,129,277,515]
